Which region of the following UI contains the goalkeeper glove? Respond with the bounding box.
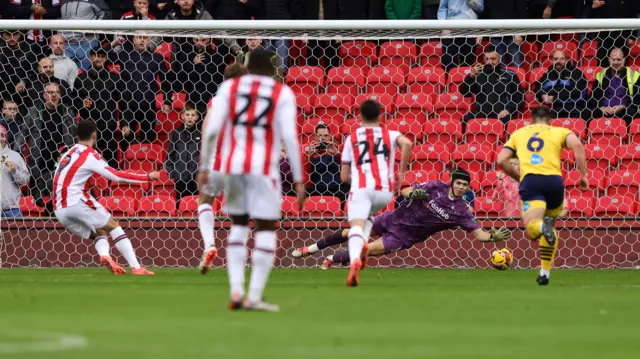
[408,189,428,200]
[490,227,511,242]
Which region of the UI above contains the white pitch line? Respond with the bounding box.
[0,331,88,355]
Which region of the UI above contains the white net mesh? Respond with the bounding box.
[1,20,640,269]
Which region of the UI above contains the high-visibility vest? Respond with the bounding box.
[595,67,640,96]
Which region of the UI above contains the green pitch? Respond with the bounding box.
[1,268,639,359]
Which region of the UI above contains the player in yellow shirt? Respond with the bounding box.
[497,107,588,285]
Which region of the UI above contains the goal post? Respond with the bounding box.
[1,19,639,269]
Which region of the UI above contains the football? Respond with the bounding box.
[490,248,514,270]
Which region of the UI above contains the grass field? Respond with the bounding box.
[0,268,639,359]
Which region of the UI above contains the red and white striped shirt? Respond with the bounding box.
[121,11,156,20]
[201,75,304,182]
[53,144,149,210]
[342,126,401,192]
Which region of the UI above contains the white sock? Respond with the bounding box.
[197,203,216,249]
[363,217,374,242]
[348,226,365,263]
[248,230,277,303]
[227,225,250,299]
[94,236,110,257]
[308,244,319,253]
[110,227,141,269]
[540,268,551,278]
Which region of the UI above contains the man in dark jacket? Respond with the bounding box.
[0,100,24,151]
[107,34,172,144]
[584,0,638,67]
[305,124,349,208]
[301,0,341,71]
[461,46,524,127]
[16,56,74,112]
[166,104,201,202]
[534,50,588,119]
[6,0,61,55]
[257,0,303,74]
[483,0,526,67]
[207,0,258,19]
[74,48,124,168]
[0,31,38,106]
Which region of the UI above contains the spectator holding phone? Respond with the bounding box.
[305,124,349,207]
[0,125,30,218]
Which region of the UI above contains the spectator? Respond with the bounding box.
[305,124,349,206]
[460,46,524,127]
[236,39,284,83]
[483,0,525,67]
[16,56,73,111]
[590,48,640,126]
[438,0,484,71]
[107,34,172,144]
[542,0,557,19]
[0,100,24,151]
[280,145,296,196]
[115,0,161,52]
[493,159,521,218]
[533,50,588,119]
[584,0,638,67]
[422,0,440,19]
[174,36,226,115]
[166,104,201,201]
[385,0,421,19]
[16,83,76,209]
[74,48,124,168]
[209,0,257,19]
[301,0,341,71]
[60,0,111,71]
[0,31,38,104]
[341,0,367,19]
[0,125,30,218]
[257,0,302,74]
[6,0,62,55]
[48,34,78,89]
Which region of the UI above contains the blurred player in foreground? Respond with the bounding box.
[497,107,588,285]
[199,50,305,312]
[53,120,159,275]
[293,169,511,267]
[340,100,412,286]
[196,63,248,275]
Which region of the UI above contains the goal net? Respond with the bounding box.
[1,19,639,269]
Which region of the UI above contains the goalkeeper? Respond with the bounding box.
[292,169,511,267]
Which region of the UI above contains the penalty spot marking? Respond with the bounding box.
[0,331,88,355]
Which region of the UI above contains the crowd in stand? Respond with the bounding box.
[0,0,639,218]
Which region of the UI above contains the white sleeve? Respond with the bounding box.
[86,153,149,183]
[391,130,402,151]
[276,86,304,183]
[341,140,353,164]
[199,81,231,172]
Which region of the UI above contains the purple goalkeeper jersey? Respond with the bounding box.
[380,181,480,244]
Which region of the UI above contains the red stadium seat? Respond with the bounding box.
[560,148,575,173]
[295,93,313,122]
[527,67,547,89]
[539,41,578,68]
[418,41,443,67]
[452,144,493,173]
[588,117,627,146]
[339,41,377,73]
[178,195,199,217]
[580,41,599,67]
[354,93,395,118]
[505,67,528,88]
[285,66,325,95]
[434,93,472,121]
[447,66,472,93]
[406,67,445,98]
[394,93,433,120]
[463,118,504,147]
[19,196,43,217]
[281,196,300,217]
[87,173,109,197]
[422,118,462,150]
[579,65,603,89]
[110,181,147,199]
[386,117,424,143]
[411,144,451,172]
[326,66,365,96]
[550,118,587,140]
[137,195,177,217]
[340,118,360,136]
[628,119,640,144]
[584,144,617,173]
[605,170,640,198]
[617,144,640,171]
[503,118,533,141]
[474,197,503,218]
[594,196,636,217]
[125,144,165,172]
[479,170,501,197]
[564,197,595,218]
[402,170,437,188]
[564,170,603,198]
[302,196,343,218]
[99,196,137,217]
[312,94,354,121]
[366,66,405,95]
[378,41,417,74]
[152,170,176,199]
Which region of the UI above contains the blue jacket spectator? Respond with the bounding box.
[437,0,483,20]
[60,0,111,71]
[533,51,588,119]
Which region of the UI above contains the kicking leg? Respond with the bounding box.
[346,218,366,287]
[101,217,154,275]
[198,194,217,274]
[523,201,556,285]
[292,228,349,258]
[329,238,387,267]
[91,229,126,275]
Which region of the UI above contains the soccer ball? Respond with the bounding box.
[490,248,514,270]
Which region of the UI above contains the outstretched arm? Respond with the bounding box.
[472,227,511,242]
[401,186,429,199]
[87,153,155,183]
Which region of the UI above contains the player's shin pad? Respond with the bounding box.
[539,230,559,271]
[523,200,547,240]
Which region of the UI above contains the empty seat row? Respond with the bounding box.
[475,195,639,218]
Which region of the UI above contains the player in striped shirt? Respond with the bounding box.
[53,120,159,275]
[340,100,413,286]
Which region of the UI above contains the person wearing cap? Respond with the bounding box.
[0,125,30,218]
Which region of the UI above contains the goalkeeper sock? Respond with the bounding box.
[316,230,347,250]
[197,203,215,249]
[332,250,350,265]
[94,236,110,257]
[227,225,250,298]
[248,230,276,303]
[348,226,365,263]
[526,219,544,240]
[110,227,141,269]
[539,229,559,278]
